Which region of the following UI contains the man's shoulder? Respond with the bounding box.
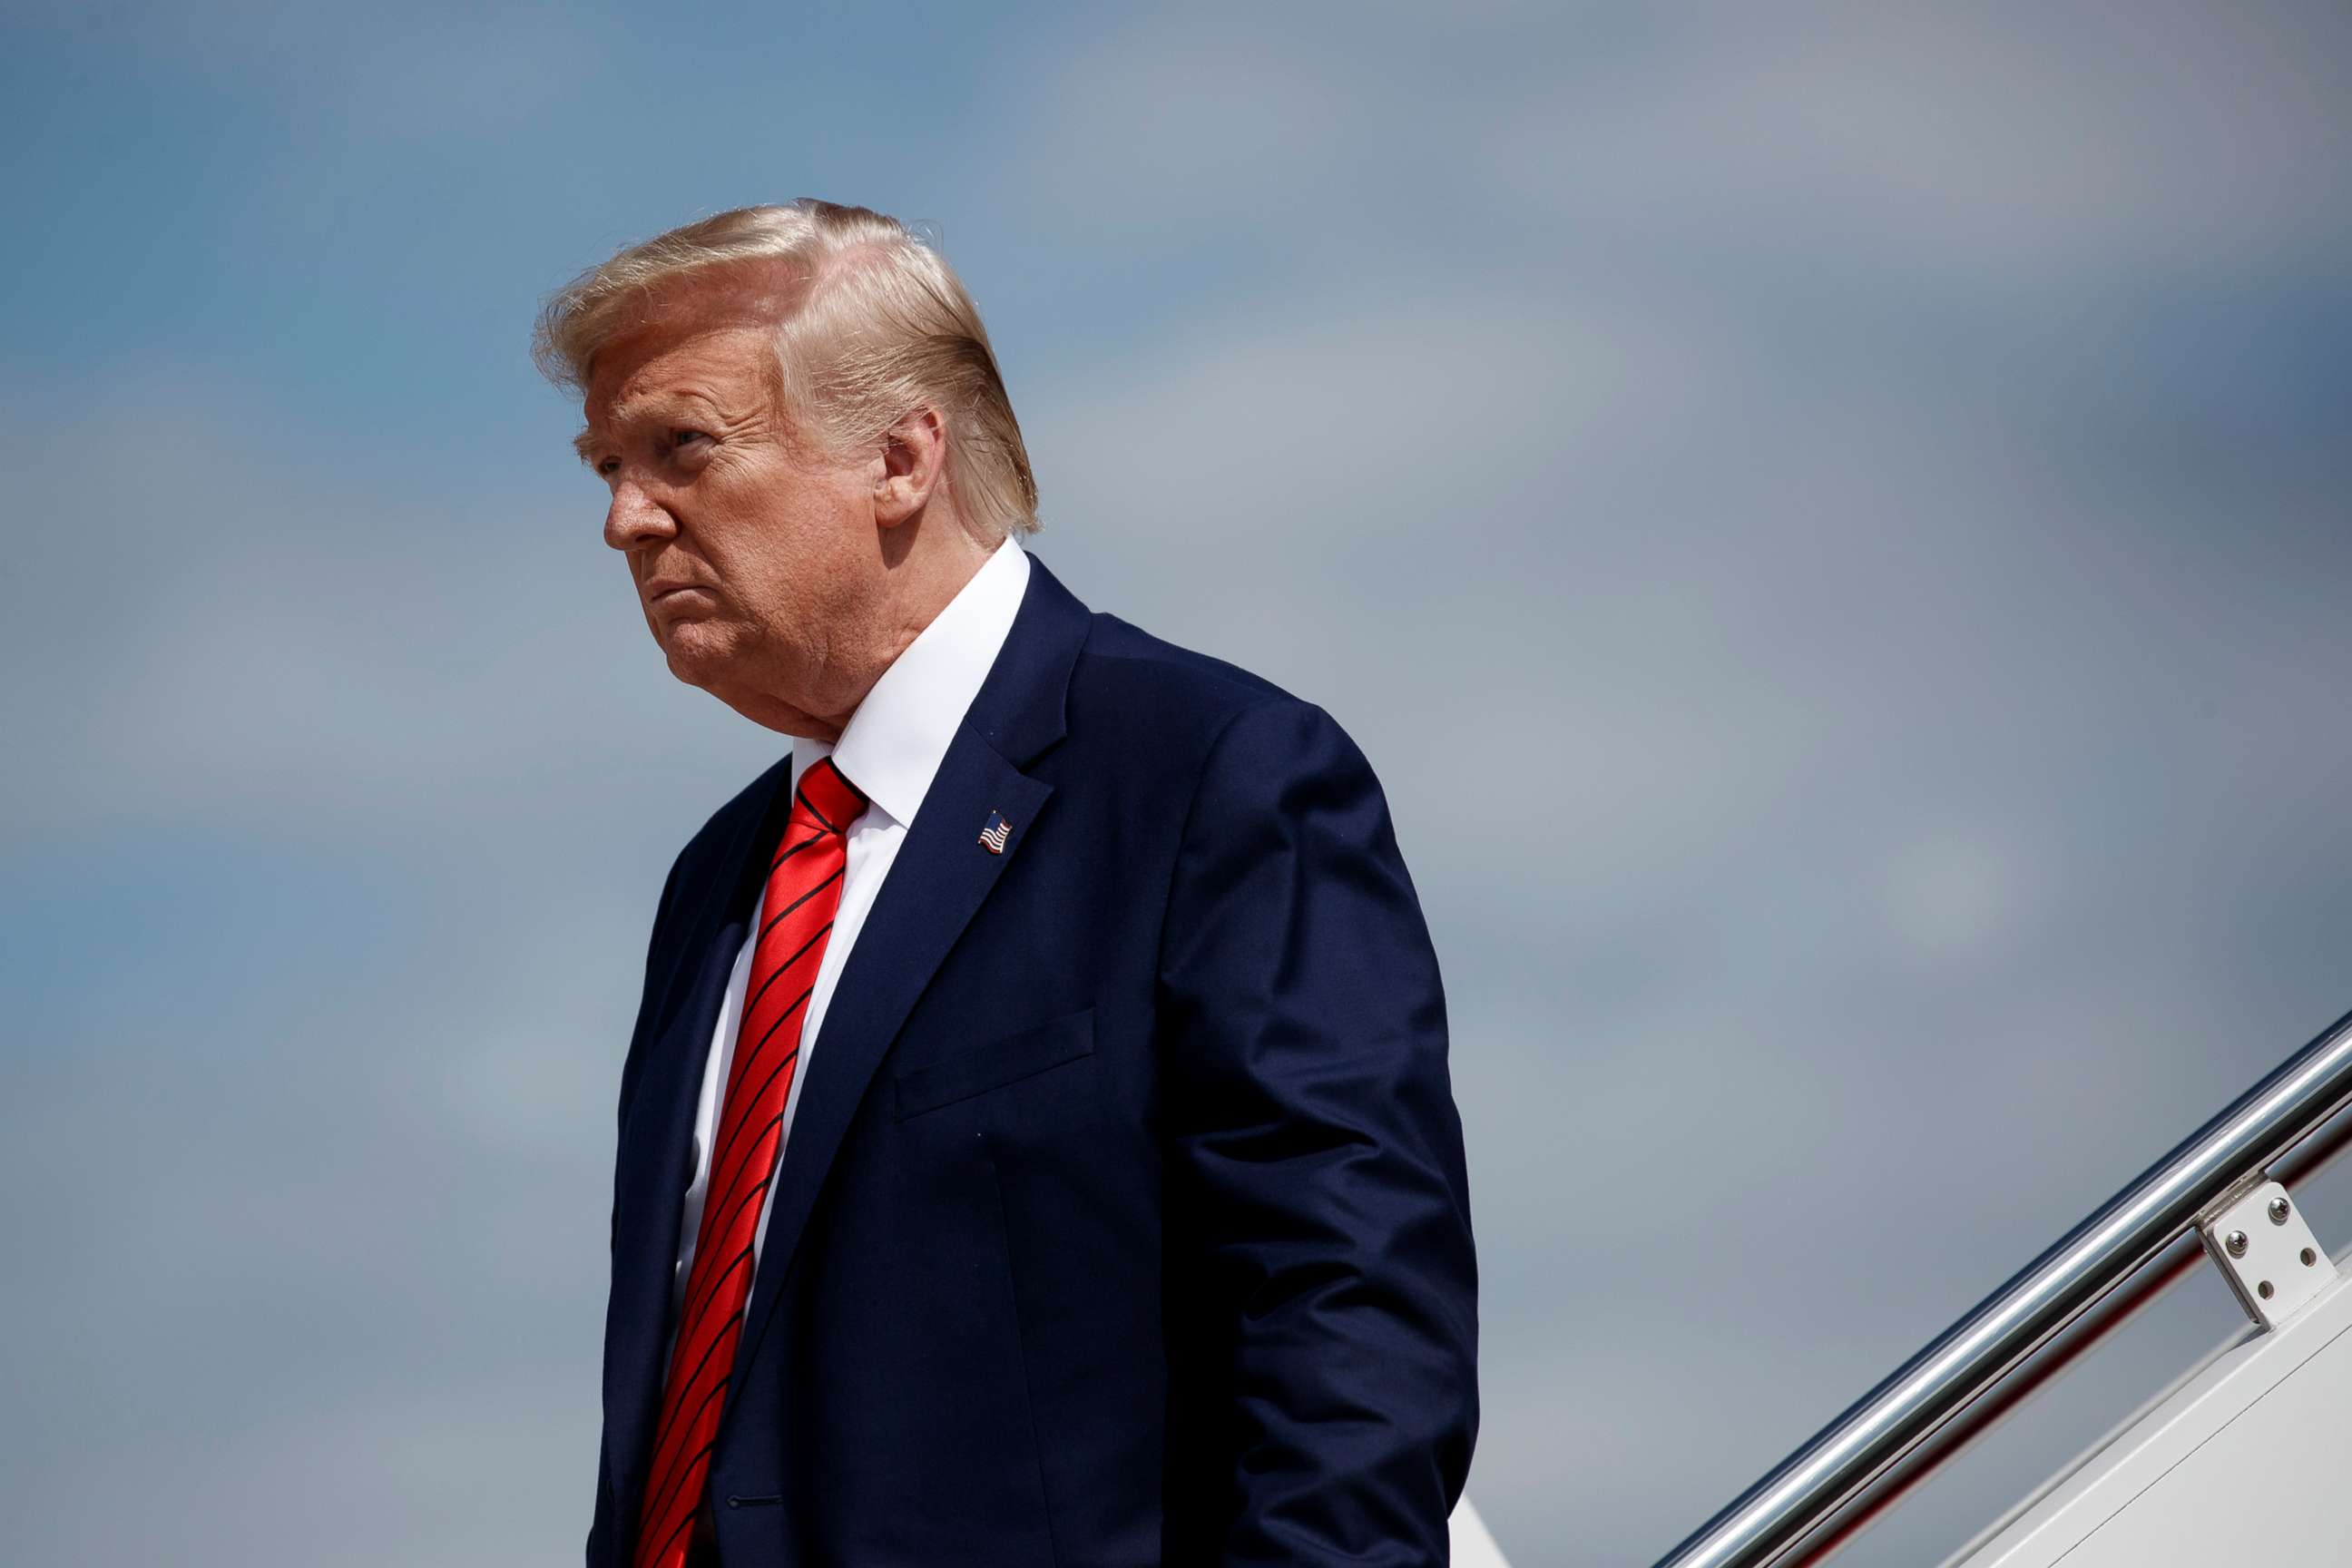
[1077,606,1401,841]
[1060,608,1391,812]
[1069,609,1305,743]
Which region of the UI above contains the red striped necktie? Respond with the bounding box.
[633,757,867,1568]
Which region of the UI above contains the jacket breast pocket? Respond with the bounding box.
[893,1007,1095,1122]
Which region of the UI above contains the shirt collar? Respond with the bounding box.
[789,535,1031,828]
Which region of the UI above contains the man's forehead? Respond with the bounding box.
[582,318,779,428]
[591,316,769,393]
[573,327,778,464]
[592,260,799,375]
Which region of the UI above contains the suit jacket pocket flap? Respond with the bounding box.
[893,1007,1095,1121]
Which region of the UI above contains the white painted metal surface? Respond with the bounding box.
[1450,1495,1512,1568]
[1947,1259,2352,1567]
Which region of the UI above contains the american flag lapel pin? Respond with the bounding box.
[978,810,1013,855]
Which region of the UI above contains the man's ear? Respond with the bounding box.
[873,407,947,527]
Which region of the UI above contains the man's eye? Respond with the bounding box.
[596,457,621,476]
[671,428,710,450]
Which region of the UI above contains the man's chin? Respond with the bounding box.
[659,627,735,691]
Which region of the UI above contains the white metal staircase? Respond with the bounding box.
[1649,1007,2352,1568]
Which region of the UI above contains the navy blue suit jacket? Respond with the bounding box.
[589,555,1478,1566]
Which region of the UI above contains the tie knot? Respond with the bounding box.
[793,756,867,836]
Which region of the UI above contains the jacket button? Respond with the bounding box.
[726,1495,741,1509]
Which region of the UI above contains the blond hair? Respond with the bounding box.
[534,201,1039,540]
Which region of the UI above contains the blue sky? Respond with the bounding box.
[4,4,2351,1563]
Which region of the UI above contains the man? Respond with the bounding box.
[536,200,1478,1567]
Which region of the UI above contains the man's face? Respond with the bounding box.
[579,305,877,733]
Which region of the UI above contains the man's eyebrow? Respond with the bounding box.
[575,388,737,466]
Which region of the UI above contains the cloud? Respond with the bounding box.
[29,0,601,139]
[1485,5,2352,281]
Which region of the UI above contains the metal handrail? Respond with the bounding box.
[1783,1105,2352,1565]
[1651,1006,2352,1568]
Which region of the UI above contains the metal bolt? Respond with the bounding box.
[2259,1280,2276,1299]
[2302,1248,2319,1268]
[2226,1230,2249,1258]
[2269,1196,2292,1225]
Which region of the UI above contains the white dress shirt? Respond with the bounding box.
[668,536,1033,1322]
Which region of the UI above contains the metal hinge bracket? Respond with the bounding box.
[2197,1177,2337,1330]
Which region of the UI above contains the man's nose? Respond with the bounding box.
[604,481,677,551]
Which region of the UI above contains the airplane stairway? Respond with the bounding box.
[1648,1007,2352,1568]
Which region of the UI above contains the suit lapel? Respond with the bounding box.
[730,553,1093,1384]
[604,758,795,1516]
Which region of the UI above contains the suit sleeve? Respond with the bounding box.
[1158,697,1479,1566]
